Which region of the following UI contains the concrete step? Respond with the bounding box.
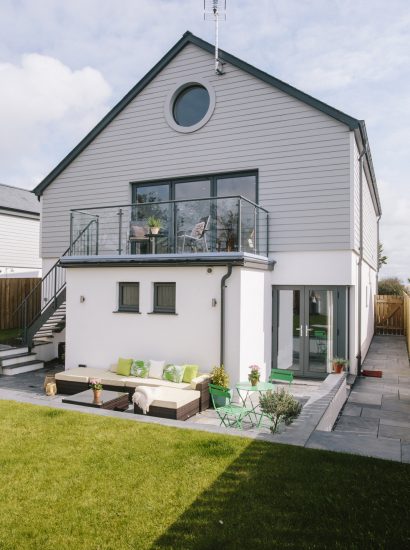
[0,353,38,367]
[0,346,29,358]
[1,360,44,376]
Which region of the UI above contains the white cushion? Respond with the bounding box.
[56,367,107,383]
[109,364,118,373]
[123,377,191,390]
[148,359,165,379]
[134,387,200,409]
[190,374,210,389]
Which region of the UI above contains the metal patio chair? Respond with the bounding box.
[209,383,253,429]
[178,215,210,253]
[269,369,294,385]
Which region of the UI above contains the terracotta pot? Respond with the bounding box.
[93,389,102,403]
[150,227,160,235]
[333,363,344,374]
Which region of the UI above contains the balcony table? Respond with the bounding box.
[144,233,166,254]
[235,381,275,428]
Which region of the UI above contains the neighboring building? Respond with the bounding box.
[30,31,380,383]
[0,183,41,278]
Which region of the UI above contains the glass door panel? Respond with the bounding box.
[306,289,333,375]
[134,184,170,253]
[174,180,211,252]
[277,289,302,372]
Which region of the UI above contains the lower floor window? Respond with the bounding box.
[118,282,139,312]
[154,282,176,313]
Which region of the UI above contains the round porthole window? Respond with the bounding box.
[173,85,210,127]
[165,78,216,133]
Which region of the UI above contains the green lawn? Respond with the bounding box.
[0,402,409,550]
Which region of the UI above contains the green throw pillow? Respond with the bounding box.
[182,364,199,383]
[117,357,132,376]
[163,364,185,384]
[131,360,149,378]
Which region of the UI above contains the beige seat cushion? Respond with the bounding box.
[190,374,210,389]
[55,367,106,383]
[134,387,200,410]
[124,377,191,390]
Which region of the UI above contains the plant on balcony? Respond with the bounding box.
[147,216,162,235]
[259,388,302,434]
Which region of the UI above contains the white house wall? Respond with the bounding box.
[40,42,351,258]
[66,266,225,372]
[0,212,41,274]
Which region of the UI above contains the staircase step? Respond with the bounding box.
[0,353,38,367]
[32,340,53,347]
[0,346,29,358]
[1,360,44,376]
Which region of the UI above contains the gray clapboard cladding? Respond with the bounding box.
[37,35,379,259]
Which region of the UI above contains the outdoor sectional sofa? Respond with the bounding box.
[55,366,210,417]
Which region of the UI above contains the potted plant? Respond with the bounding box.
[147,216,162,235]
[332,357,349,374]
[210,365,229,407]
[89,378,103,403]
[248,364,260,386]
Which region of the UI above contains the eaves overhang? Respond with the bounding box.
[33,30,364,197]
[59,252,276,271]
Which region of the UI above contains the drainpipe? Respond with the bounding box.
[357,145,367,376]
[220,265,233,367]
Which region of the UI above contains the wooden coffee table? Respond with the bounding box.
[62,389,129,411]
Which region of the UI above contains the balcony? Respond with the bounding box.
[69,196,269,259]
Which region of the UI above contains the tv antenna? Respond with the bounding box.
[204,0,226,75]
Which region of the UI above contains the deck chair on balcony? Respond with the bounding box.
[178,215,210,253]
[209,384,253,429]
[128,222,149,254]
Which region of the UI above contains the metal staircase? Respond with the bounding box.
[2,220,98,375]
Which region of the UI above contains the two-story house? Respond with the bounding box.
[29,31,380,384]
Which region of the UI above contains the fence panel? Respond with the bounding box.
[404,293,410,353]
[0,278,40,330]
[374,295,404,335]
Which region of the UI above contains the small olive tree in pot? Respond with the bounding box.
[259,388,302,434]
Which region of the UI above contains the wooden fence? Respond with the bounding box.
[374,295,404,335]
[404,293,410,353]
[0,278,40,330]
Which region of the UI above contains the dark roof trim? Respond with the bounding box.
[59,252,275,270]
[0,205,40,218]
[34,31,363,197]
[356,121,382,216]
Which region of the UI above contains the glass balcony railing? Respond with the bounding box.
[69,196,269,257]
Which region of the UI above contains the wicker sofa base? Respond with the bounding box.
[56,378,209,410]
[133,399,200,421]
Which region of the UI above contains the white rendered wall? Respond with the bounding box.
[66,266,225,372]
[238,269,269,384]
[270,250,354,286]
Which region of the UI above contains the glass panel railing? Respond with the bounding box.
[69,196,269,257]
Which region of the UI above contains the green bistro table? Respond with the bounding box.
[236,381,275,428]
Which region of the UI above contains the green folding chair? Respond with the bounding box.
[269,369,293,385]
[209,384,253,429]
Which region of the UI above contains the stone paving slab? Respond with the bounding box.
[334,416,379,435]
[342,404,362,416]
[307,431,402,462]
[378,424,410,442]
[361,407,410,425]
[402,444,410,463]
[381,395,410,413]
[348,391,382,407]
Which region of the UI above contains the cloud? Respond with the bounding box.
[0,53,111,187]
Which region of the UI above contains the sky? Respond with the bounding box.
[0,0,409,280]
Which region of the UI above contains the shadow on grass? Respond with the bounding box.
[152,439,410,550]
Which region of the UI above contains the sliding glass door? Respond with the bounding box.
[272,286,347,378]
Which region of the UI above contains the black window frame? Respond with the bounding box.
[153,282,176,314]
[118,282,140,313]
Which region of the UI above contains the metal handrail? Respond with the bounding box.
[70,195,269,214]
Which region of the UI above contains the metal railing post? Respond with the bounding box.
[117,208,123,255]
[238,198,242,252]
[95,217,99,255]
